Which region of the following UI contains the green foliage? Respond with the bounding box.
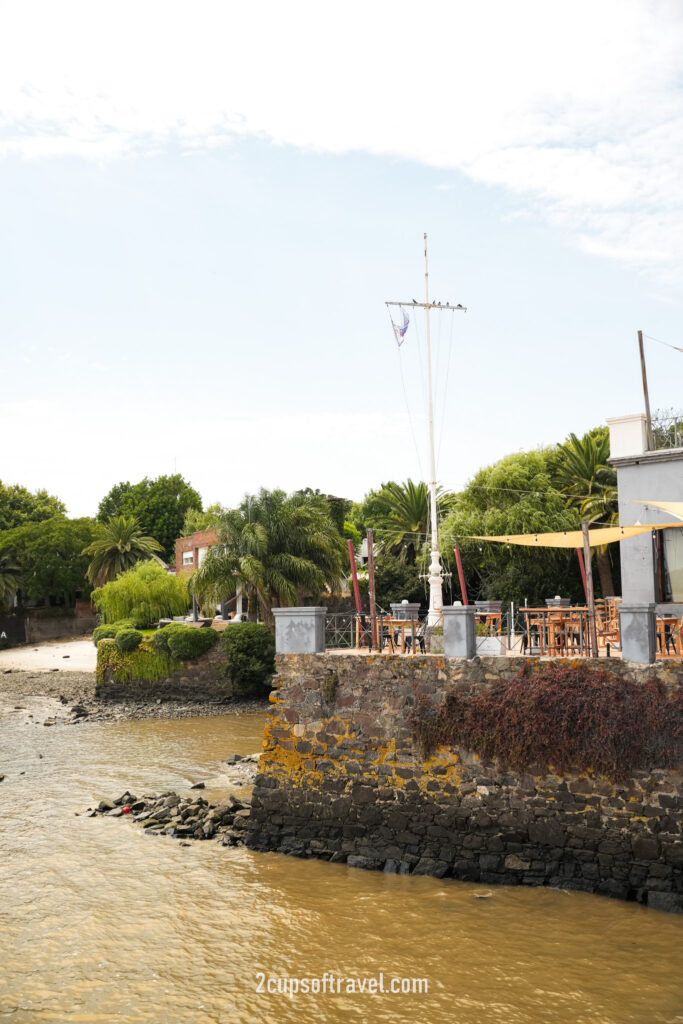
[83,515,163,586]
[152,622,187,656]
[91,560,190,626]
[352,480,455,563]
[0,481,66,532]
[96,636,181,684]
[219,623,275,696]
[0,551,21,611]
[0,516,97,604]
[191,488,345,625]
[97,474,203,562]
[115,627,143,652]
[409,663,683,782]
[165,625,219,659]
[182,503,226,536]
[93,623,118,645]
[441,449,582,606]
[373,552,425,611]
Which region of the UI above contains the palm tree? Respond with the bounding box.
[552,430,618,596]
[190,489,345,626]
[0,552,21,610]
[82,515,163,587]
[371,479,454,563]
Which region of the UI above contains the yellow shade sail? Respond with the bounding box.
[634,500,683,521]
[466,523,683,548]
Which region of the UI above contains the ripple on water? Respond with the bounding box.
[1,697,683,1024]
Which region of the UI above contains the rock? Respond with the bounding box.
[107,807,124,817]
[225,755,243,765]
[70,706,88,717]
[62,655,70,659]
[505,854,531,871]
[0,775,4,782]
[190,782,205,790]
[97,799,116,813]
[180,841,191,847]
[228,795,244,809]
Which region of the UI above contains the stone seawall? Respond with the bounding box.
[95,644,235,702]
[246,653,683,913]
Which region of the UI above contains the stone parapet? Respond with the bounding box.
[246,653,683,913]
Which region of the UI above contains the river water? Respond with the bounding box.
[2,694,683,1024]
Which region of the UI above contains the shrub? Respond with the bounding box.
[91,560,189,627]
[219,623,275,696]
[166,625,218,660]
[409,662,683,782]
[92,619,135,646]
[93,624,118,645]
[152,622,187,656]
[96,635,181,685]
[115,627,143,653]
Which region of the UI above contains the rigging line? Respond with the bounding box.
[437,307,456,467]
[644,334,683,354]
[410,300,428,423]
[388,305,424,478]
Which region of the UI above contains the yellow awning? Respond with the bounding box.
[635,500,683,521]
[466,523,683,548]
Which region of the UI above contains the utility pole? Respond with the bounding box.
[638,330,654,450]
[386,235,467,627]
[581,521,599,657]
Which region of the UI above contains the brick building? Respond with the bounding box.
[174,528,219,576]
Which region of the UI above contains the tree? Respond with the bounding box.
[82,515,164,587]
[441,450,583,607]
[550,427,619,597]
[97,474,203,562]
[0,481,66,532]
[91,560,190,626]
[182,503,227,536]
[190,488,345,626]
[0,517,97,605]
[352,479,454,563]
[0,552,21,611]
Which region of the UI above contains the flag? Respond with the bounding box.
[392,309,410,347]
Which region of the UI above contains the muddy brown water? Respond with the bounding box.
[1,694,683,1024]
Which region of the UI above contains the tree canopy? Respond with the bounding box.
[0,481,66,532]
[91,559,189,626]
[441,449,584,606]
[191,488,345,625]
[0,516,97,604]
[97,474,202,562]
[82,515,164,586]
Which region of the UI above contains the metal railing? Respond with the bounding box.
[652,408,683,450]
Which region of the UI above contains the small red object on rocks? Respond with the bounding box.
[122,806,131,814]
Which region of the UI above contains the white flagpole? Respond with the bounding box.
[423,234,443,627]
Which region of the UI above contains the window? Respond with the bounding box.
[197,546,209,565]
[182,550,194,566]
[662,528,683,602]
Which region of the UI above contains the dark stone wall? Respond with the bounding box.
[245,653,683,913]
[95,643,235,702]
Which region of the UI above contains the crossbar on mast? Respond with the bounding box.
[387,236,467,627]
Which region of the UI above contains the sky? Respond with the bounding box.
[1,0,683,518]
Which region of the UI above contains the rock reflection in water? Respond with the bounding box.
[1,696,682,1024]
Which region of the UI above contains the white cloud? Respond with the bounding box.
[2,1,683,280]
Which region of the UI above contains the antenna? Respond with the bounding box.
[386,234,467,626]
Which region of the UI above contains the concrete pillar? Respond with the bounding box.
[442,606,476,659]
[619,603,657,664]
[390,602,421,620]
[272,607,326,654]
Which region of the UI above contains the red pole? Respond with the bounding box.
[453,544,469,605]
[347,539,362,615]
[576,547,589,604]
[367,529,377,647]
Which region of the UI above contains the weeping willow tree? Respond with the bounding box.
[91,560,189,626]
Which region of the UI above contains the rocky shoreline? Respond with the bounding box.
[80,759,258,846]
[0,670,267,723]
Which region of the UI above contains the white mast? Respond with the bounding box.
[423,233,443,627]
[386,235,467,628]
